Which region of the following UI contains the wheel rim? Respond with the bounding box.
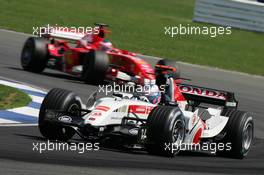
[68,103,80,116]
[172,119,184,146]
[58,103,80,137]
[242,121,253,151]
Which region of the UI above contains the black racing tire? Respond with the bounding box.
[217,109,254,159]
[82,50,109,84]
[39,88,82,141]
[21,37,49,73]
[146,106,185,157]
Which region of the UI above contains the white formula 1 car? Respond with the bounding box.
[38,66,254,159]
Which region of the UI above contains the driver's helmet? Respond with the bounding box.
[100,39,113,51]
[143,79,161,104]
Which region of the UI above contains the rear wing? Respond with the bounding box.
[40,26,85,41]
[177,84,238,108]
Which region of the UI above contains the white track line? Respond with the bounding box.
[0,29,34,37]
[29,95,44,104]
[177,61,264,80]
[0,80,46,93]
[8,107,40,117]
[0,123,38,127]
[0,78,45,126]
[0,118,20,124]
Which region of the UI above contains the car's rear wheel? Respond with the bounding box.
[217,109,254,159]
[82,50,109,84]
[146,106,185,157]
[39,88,82,141]
[21,37,49,73]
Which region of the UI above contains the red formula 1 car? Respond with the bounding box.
[21,23,169,85]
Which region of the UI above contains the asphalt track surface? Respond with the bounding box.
[0,29,264,175]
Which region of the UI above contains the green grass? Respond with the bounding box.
[0,0,263,75]
[0,84,31,110]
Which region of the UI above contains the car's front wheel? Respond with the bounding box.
[21,37,49,73]
[146,106,185,157]
[39,88,82,141]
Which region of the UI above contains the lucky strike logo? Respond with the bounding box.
[178,85,227,100]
